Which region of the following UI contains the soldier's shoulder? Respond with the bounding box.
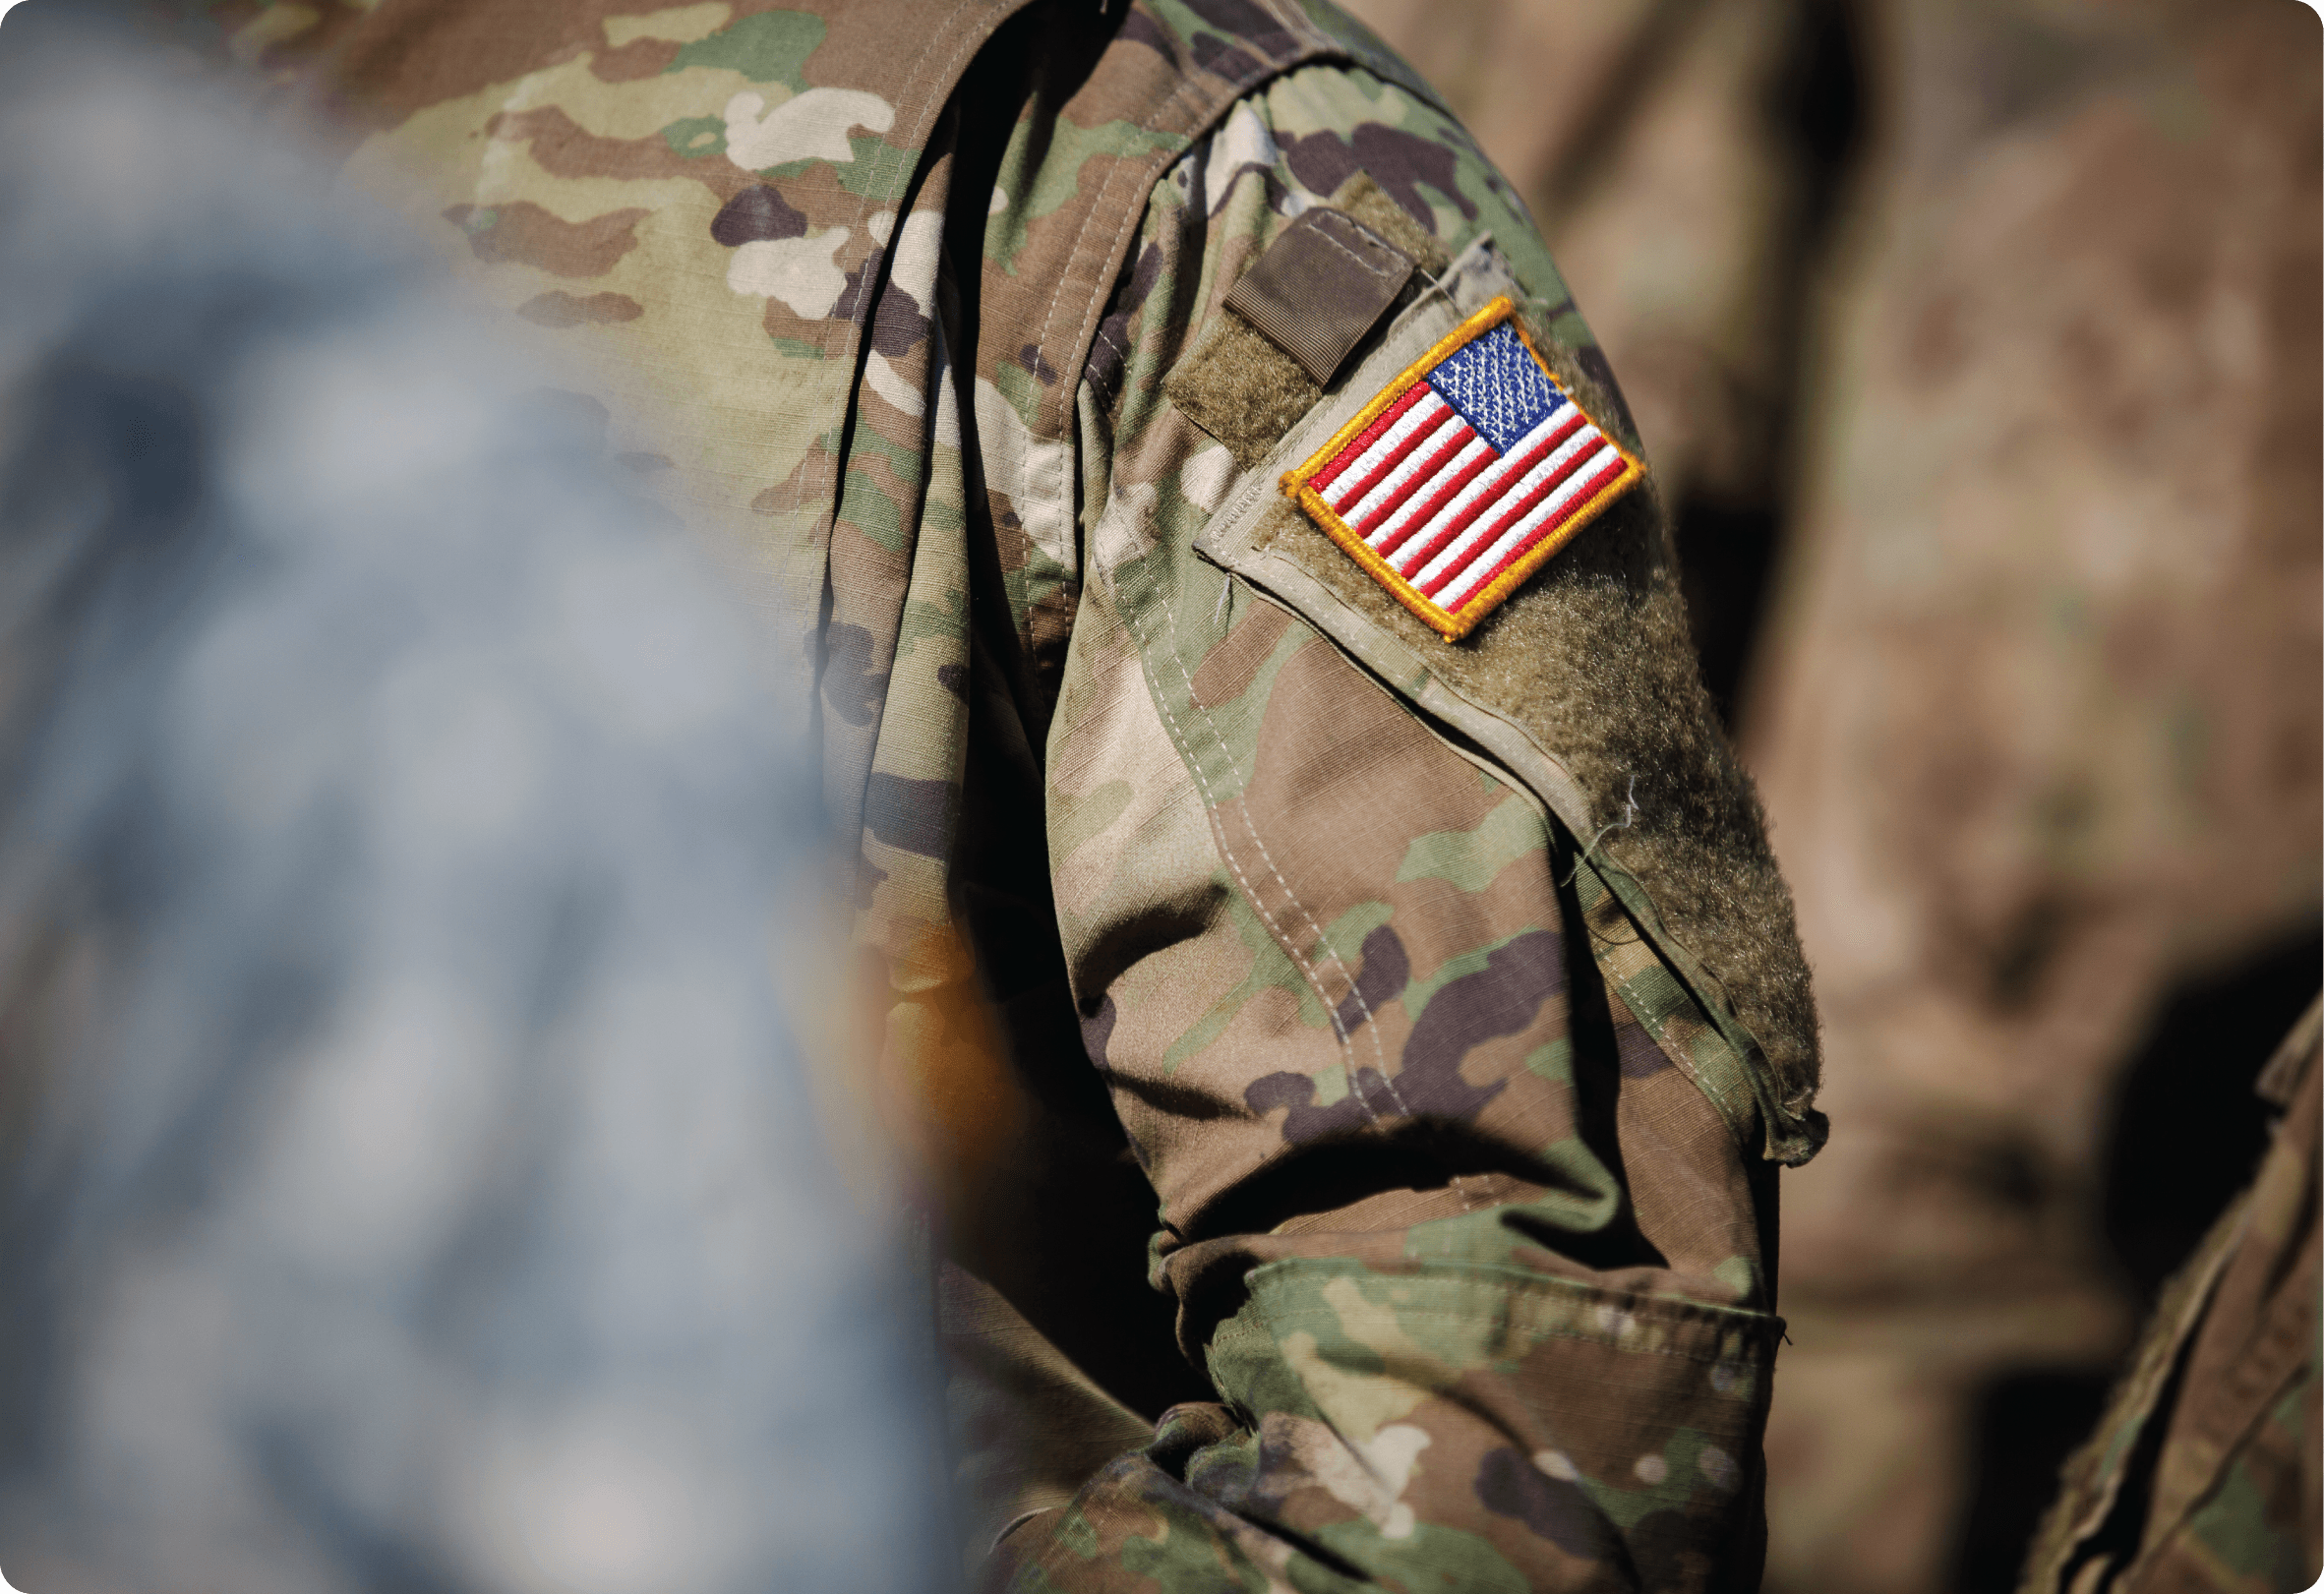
[1089,18,1824,1158]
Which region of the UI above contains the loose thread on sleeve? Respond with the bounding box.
[1563,772,1639,886]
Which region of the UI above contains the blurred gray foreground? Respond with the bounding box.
[0,12,944,1593]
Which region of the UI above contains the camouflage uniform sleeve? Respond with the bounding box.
[2020,1003,2321,1594]
[1002,60,1788,1593]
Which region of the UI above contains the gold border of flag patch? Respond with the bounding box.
[1279,296,1645,642]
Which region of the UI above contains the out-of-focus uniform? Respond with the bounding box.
[2022,1001,2321,1594]
[223,1,1825,1585]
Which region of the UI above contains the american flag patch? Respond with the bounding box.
[1281,297,1643,641]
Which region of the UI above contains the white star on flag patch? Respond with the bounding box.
[1281,296,1644,641]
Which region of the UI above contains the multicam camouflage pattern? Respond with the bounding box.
[2020,1002,2321,1594]
[198,0,1817,1585]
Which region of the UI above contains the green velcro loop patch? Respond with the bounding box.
[1165,306,1319,469]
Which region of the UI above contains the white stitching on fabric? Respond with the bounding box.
[1112,580,1382,1127]
[1061,6,1408,1119]
[1562,772,1638,886]
[1152,569,1407,1120]
[1300,215,1407,281]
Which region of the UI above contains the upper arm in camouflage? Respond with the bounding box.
[1015,36,1817,1594]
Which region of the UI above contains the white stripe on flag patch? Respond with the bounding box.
[1407,416,1600,590]
[1320,391,1451,514]
[1437,443,1624,611]
[1369,432,1493,555]
[1341,406,1470,534]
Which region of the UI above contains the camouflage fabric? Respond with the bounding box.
[2020,1000,2321,1594]
[197,0,1823,1586]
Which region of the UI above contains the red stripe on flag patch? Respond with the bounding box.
[1394,408,1589,579]
[1363,420,1476,553]
[1438,451,1626,608]
[1311,384,1428,494]
[1329,398,1457,521]
[1376,440,1497,562]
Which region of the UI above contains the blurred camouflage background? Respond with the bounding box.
[1331,0,2322,1587]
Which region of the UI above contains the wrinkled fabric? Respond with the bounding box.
[2019,1002,2321,1594]
[198,1,1826,1586]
